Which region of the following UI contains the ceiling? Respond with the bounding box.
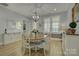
[0,3,74,18]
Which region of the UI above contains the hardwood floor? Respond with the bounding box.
[50,39,63,56]
[0,38,63,56]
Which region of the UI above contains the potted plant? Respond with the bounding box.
[67,21,77,34]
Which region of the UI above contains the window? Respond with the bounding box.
[16,21,22,29]
[44,18,50,33]
[7,20,22,33]
[52,16,60,33]
[52,22,59,32]
[44,16,60,33]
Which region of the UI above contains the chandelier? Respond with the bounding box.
[32,11,39,30]
[32,4,41,22]
[32,10,39,22]
[32,4,43,31]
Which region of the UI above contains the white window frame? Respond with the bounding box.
[44,18,50,33]
[52,16,60,33]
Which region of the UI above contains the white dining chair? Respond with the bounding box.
[23,34,49,56]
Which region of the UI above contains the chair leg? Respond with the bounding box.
[35,47,37,52]
[44,48,46,56]
[24,48,26,55]
[29,48,31,56]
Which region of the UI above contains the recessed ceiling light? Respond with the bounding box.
[54,8,56,11]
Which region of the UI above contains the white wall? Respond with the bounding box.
[0,6,30,45]
[0,6,26,34]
